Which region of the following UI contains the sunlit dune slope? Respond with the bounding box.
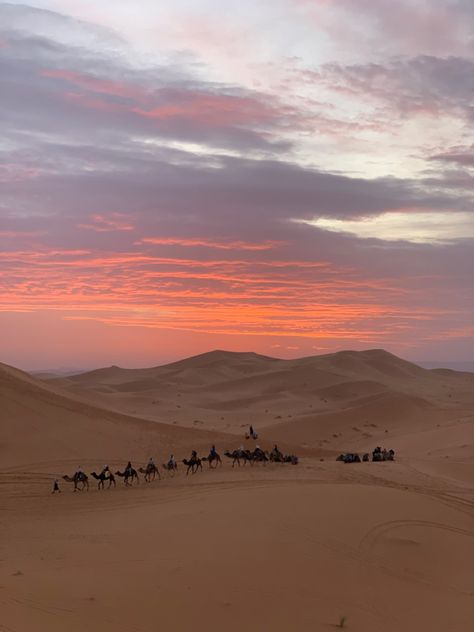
[46,350,474,444]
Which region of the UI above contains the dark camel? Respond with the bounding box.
[224,449,252,467]
[282,454,299,464]
[251,449,269,465]
[138,464,161,482]
[336,453,361,463]
[62,472,89,491]
[115,468,140,486]
[269,447,284,462]
[182,458,203,475]
[90,471,116,489]
[202,452,222,468]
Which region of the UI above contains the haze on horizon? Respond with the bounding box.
[1,0,473,370]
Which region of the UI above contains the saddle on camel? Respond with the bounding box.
[90,467,116,489]
[115,461,140,485]
[201,445,222,468]
[182,450,203,475]
[162,456,178,475]
[138,459,161,482]
[63,470,89,491]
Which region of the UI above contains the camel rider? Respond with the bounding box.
[271,444,282,459]
[125,461,132,476]
[100,465,109,478]
[148,457,155,470]
[168,454,176,468]
[76,466,84,481]
[254,445,264,458]
[210,445,217,458]
[191,450,198,461]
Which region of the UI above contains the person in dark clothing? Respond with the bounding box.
[52,479,61,494]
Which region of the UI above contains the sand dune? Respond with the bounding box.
[47,349,474,444]
[2,466,473,632]
[0,361,231,470]
[3,349,473,631]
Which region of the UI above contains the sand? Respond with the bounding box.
[1,349,473,631]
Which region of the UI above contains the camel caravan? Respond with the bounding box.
[336,446,395,464]
[59,443,299,492]
[225,444,298,467]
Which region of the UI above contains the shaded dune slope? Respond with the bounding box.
[0,362,231,469]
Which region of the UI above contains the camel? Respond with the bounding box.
[202,451,222,468]
[62,472,89,492]
[138,463,161,482]
[224,449,251,467]
[336,453,361,463]
[90,471,116,489]
[115,468,140,486]
[162,461,178,475]
[182,458,203,475]
[269,449,284,463]
[224,450,241,467]
[251,449,269,465]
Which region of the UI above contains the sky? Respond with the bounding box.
[0,0,473,369]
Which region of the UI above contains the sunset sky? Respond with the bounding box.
[1,0,473,369]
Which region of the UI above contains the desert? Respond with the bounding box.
[2,1,474,629]
[2,349,473,632]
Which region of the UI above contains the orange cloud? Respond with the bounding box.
[0,244,461,351]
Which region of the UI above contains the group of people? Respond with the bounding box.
[372,446,395,461]
[52,439,295,493]
[336,446,396,464]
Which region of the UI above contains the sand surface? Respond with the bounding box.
[2,350,473,631]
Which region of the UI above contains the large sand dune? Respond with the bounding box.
[48,349,474,447]
[0,361,231,469]
[2,349,473,631]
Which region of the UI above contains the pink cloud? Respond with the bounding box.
[0,164,42,182]
[41,69,147,101]
[79,214,134,232]
[138,237,285,251]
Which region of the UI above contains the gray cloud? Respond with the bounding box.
[0,4,294,155]
[430,145,474,167]
[319,55,474,123]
